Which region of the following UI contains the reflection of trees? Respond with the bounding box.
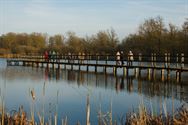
[5,66,187,102]
[67,70,76,82]
[77,71,85,86]
[0,67,43,81]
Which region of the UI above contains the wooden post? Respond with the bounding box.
[58,64,60,70]
[32,62,34,67]
[96,54,98,65]
[135,68,139,78]
[151,53,154,67]
[176,71,181,82]
[181,53,184,68]
[47,63,49,68]
[36,62,39,68]
[148,68,151,80]
[87,65,89,72]
[154,53,156,67]
[41,63,44,68]
[123,67,127,77]
[176,54,179,68]
[168,53,170,68]
[165,53,167,68]
[52,63,55,69]
[79,65,81,71]
[152,69,156,80]
[104,66,107,74]
[23,61,25,66]
[71,64,73,70]
[106,55,108,65]
[167,69,170,81]
[95,66,97,72]
[113,67,117,76]
[139,53,142,66]
[161,69,165,82]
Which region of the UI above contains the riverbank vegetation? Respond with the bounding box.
[0,16,187,56]
[0,101,187,125]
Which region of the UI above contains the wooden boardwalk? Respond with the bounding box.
[6,54,188,82]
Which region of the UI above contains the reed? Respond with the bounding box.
[0,99,187,125]
[125,103,188,125]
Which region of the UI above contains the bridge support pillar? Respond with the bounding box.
[32,62,34,67]
[113,67,117,76]
[152,69,156,80]
[52,63,55,69]
[104,66,107,74]
[95,66,97,72]
[161,69,165,82]
[23,62,25,66]
[148,68,151,80]
[47,63,49,68]
[135,68,140,78]
[71,64,73,70]
[87,66,89,72]
[176,71,181,82]
[58,64,60,70]
[167,70,170,81]
[123,67,127,77]
[36,62,39,68]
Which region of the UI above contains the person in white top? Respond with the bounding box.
[128,51,134,66]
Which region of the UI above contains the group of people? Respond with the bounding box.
[44,50,134,65]
[44,50,57,62]
[116,51,134,66]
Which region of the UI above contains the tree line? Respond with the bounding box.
[0,16,187,56]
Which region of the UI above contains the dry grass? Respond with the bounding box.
[125,103,188,125]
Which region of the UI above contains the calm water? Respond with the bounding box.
[0,58,188,124]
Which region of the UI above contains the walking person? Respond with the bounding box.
[44,50,49,62]
[128,51,134,66]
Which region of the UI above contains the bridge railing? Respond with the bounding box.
[13,53,188,66]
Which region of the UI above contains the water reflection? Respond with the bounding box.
[40,67,188,102]
[1,65,188,103]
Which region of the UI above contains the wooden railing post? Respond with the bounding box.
[151,53,153,66]
[176,54,179,68]
[165,53,167,68]
[139,53,142,66]
[154,53,156,67]
[181,53,184,68]
[168,53,170,68]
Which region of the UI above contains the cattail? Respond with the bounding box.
[31,89,35,100]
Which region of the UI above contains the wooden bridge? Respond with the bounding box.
[6,53,188,82]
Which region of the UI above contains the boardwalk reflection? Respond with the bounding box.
[43,68,188,102]
[1,66,187,102]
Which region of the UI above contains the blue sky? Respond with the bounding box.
[0,0,187,39]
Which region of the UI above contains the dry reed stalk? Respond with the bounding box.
[109,99,112,125]
[30,88,35,125]
[1,102,4,125]
[62,116,67,125]
[54,113,57,125]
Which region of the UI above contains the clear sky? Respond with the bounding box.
[0,0,187,39]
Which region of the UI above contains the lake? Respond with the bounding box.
[0,58,188,124]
